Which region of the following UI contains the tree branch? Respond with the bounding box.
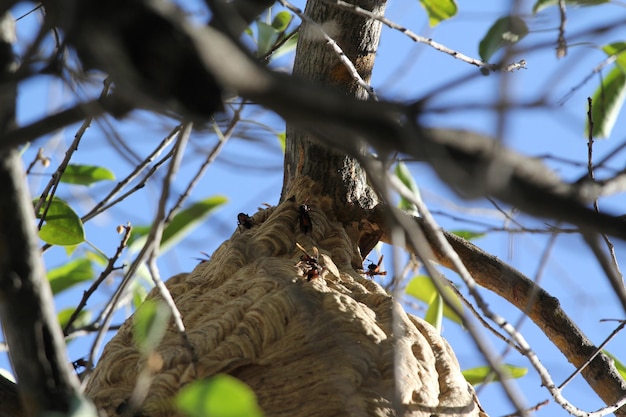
[373,206,626,415]
[0,12,81,416]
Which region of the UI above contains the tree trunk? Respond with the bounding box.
[84,1,487,416]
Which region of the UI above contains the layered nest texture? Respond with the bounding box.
[85,196,487,417]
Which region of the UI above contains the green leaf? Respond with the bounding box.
[36,198,85,246]
[462,364,527,386]
[603,42,626,71]
[450,230,486,241]
[406,275,463,324]
[603,351,626,380]
[419,0,457,27]
[133,300,171,355]
[479,16,528,62]
[533,0,609,14]
[587,66,626,139]
[60,164,115,186]
[162,196,227,252]
[394,162,420,215]
[176,375,264,417]
[128,225,150,250]
[47,258,93,295]
[271,11,292,32]
[424,293,443,332]
[129,196,227,253]
[85,250,109,267]
[271,33,299,60]
[58,307,91,331]
[131,278,150,310]
[256,21,280,58]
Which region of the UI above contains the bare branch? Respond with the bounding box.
[63,223,132,335]
[370,202,626,413]
[0,12,81,416]
[323,0,524,72]
[81,126,180,223]
[144,123,196,358]
[556,0,568,58]
[0,95,132,152]
[389,176,626,417]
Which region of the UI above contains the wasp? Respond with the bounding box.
[72,358,90,371]
[365,255,387,278]
[237,212,255,230]
[296,242,323,281]
[298,201,312,233]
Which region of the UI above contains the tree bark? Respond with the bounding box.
[0,12,81,417]
[281,0,384,258]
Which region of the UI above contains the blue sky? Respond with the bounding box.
[6,0,626,415]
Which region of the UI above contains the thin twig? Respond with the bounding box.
[0,95,130,152]
[34,80,112,227]
[556,0,568,58]
[324,0,525,73]
[82,124,194,386]
[259,25,300,63]
[387,175,530,416]
[559,320,626,390]
[165,103,244,222]
[25,147,50,175]
[586,98,625,290]
[448,274,526,355]
[389,175,626,417]
[502,399,550,417]
[62,223,132,335]
[144,122,197,361]
[81,126,181,223]
[583,234,626,315]
[559,54,619,105]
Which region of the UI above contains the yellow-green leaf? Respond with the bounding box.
[161,196,227,251]
[132,282,149,310]
[424,293,443,332]
[277,132,286,153]
[479,16,528,62]
[271,32,298,60]
[603,42,626,71]
[604,351,626,380]
[47,258,93,295]
[271,11,292,32]
[36,198,85,246]
[60,164,115,186]
[58,308,91,332]
[394,162,419,215]
[406,275,463,324]
[176,375,263,417]
[133,300,171,355]
[129,196,227,253]
[256,21,280,58]
[586,66,626,139]
[462,364,528,386]
[419,0,457,27]
[450,230,485,241]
